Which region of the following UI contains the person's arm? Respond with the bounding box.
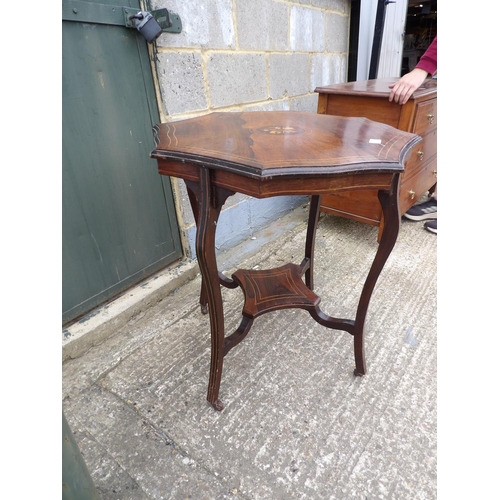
[388,36,437,105]
[414,36,437,75]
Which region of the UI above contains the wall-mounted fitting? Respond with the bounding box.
[124,7,182,39]
[128,11,162,43]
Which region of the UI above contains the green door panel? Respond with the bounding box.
[62,0,182,324]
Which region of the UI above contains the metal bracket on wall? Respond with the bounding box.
[123,7,182,33]
[62,1,182,33]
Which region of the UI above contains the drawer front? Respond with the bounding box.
[400,161,438,215]
[403,128,437,180]
[413,99,437,135]
[323,95,402,129]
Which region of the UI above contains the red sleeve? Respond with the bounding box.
[415,36,437,75]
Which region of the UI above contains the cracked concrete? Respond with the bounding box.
[62,206,437,500]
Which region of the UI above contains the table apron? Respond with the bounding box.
[157,160,397,198]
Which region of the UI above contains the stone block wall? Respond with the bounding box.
[149,0,351,258]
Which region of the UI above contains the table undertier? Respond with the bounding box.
[228,262,356,341]
[232,263,320,319]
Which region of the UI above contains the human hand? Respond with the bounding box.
[388,68,429,105]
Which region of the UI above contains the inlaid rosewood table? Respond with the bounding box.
[151,111,420,410]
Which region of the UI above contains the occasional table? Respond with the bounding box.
[151,111,420,410]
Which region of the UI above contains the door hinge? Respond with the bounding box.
[62,1,182,34]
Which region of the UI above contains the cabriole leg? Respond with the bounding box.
[187,170,226,410]
[353,174,402,376]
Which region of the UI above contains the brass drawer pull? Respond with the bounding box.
[427,113,434,124]
[417,150,424,160]
[433,169,437,178]
[409,189,416,200]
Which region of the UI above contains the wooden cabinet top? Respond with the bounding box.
[315,78,437,101]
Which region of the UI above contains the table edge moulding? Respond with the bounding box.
[150,111,421,411]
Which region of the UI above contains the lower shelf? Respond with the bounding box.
[231,263,320,319]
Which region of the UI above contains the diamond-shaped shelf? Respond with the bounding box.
[231,263,320,319]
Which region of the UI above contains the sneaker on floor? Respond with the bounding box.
[424,220,437,234]
[404,197,437,221]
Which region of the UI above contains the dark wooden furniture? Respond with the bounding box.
[150,111,420,410]
[315,78,437,238]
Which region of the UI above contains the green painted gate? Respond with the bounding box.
[62,0,182,324]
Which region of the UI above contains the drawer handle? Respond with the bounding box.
[417,150,424,160]
[409,189,416,200]
[433,169,437,178]
[427,113,434,124]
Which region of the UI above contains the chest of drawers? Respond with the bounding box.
[315,78,437,237]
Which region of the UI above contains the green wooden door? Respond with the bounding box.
[62,0,182,324]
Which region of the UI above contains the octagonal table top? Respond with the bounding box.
[151,111,421,180]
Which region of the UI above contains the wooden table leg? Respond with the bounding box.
[303,195,321,290]
[186,181,236,315]
[187,169,228,411]
[185,185,209,314]
[353,174,401,376]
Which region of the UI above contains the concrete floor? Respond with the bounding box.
[62,207,437,500]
